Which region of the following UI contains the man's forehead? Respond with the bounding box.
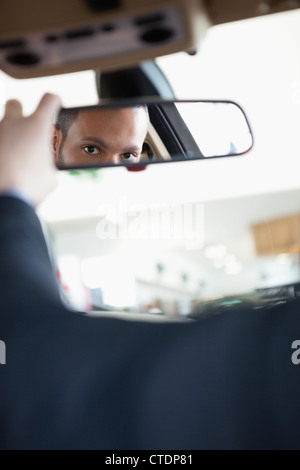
[73,107,149,133]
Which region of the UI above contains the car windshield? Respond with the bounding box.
[1,9,299,317]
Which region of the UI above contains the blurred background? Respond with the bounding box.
[1,9,299,317]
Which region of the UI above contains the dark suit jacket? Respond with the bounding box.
[0,196,300,450]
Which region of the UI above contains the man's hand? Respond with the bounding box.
[0,94,61,207]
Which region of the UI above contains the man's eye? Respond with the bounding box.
[83,146,100,155]
[121,153,137,161]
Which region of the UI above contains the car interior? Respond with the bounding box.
[0,0,299,320]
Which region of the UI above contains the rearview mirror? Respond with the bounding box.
[54,99,253,170]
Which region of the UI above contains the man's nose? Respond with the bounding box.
[103,153,119,165]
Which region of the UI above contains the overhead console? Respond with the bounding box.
[0,0,210,78]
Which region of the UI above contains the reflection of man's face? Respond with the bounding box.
[53,107,149,166]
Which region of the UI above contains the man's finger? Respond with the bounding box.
[4,100,23,119]
[33,93,62,124]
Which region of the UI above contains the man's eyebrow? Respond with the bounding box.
[80,137,109,149]
[80,136,142,153]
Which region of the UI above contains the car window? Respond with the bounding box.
[1,9,299,318]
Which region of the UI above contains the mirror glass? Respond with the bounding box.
[53,100,253,169]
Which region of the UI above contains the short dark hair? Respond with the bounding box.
[55,109,80,140]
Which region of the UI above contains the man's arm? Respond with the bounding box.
[0,95,63,311]
[0,196,63,310]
